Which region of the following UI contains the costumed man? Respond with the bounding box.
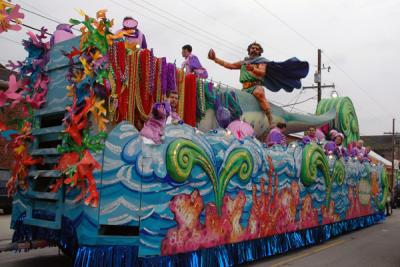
[166,90,182,125]
[302,126,317,144]
[117,16,147,49]
[265,122,287,147]
[181,44,208,79]
[302,126,325,144]
[208,42,309,127]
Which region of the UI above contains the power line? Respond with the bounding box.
[0,35,21,45]
[10,19,52,36]
[280,95,317,108]
[134,0,243,56]
[180,0,290,58]
[286,89,304,106]
[322,51,394,117]
[107,0,241,59]
[18,6,80,33]
[124,0,242,57]
[252,0,319,49]
[21,7,63,26]
[288,90,304,112]
[16,0,60,23]
[252,0,392,119]
[270,99,310,114]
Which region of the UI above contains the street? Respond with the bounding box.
[250,211,400,267]
[0,210,71,267]
[0,210,399,266]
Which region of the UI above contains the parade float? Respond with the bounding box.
[0,9,388,267]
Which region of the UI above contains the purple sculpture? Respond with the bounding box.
[140,102,170,144]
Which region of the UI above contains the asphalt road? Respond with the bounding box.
[0,210,71,267]
[250,211,400,267]
[0,209,399,267]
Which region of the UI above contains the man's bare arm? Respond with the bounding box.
[214,58,242,70]
[208,49,241,70]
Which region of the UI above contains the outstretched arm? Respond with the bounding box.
[208,49,241,70]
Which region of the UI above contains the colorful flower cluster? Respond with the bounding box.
[0,0,24,33]
[1,28,50,195]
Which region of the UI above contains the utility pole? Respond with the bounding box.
[393,118,395,190]
[307,49,335,102]
[317,49,321,102]
[384,119,400,194]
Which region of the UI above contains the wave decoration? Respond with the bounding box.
[316,97,359,147]
[375,168,389,211]
[166,138,254,214]
[300,143,346,206]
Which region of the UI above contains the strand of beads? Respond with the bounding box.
[154,58,162,102]
[136,49,152,120]
[196,78,206,120]
[107,71,118,123]
[130,50,140,123]
[176,68,185,119]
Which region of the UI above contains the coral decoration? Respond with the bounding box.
[53,10,126,207]
[346,186,372,219]
[299,194,319,229]
[161,157,317,256]
[321,200,340,225]
[0,1,24,33]
[1,28,50,196]
[65,150,101,207]
[51,150,100,207]
[2,28,50,111]
[0,74,22,107]
[6,122,42,195]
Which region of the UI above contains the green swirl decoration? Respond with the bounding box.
[217,148,253,212]
[166,139,253,214]
[332,160,346,185]
[316,97,359,147]
[300,143,346,206]
[166,138,217,197]
[375,168,389,211]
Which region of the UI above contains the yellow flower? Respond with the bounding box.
[91,50,102,61]
[66,85,75,97]
[79,57,92,76]
[92,99,106,116]
[90,99,109,131]
[75,8,86,17]
[14,145,25,155]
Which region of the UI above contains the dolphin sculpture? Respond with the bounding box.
[197,88,337,138]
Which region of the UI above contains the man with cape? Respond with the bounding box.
[208,42,309,127]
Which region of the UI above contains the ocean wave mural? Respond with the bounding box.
[95,122,387,257]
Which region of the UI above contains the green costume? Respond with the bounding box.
[239,64,262,94]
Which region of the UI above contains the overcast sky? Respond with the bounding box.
[1,0,399,135]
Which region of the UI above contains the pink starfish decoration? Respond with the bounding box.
[0,74,23,107]
[0,3,24,33]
